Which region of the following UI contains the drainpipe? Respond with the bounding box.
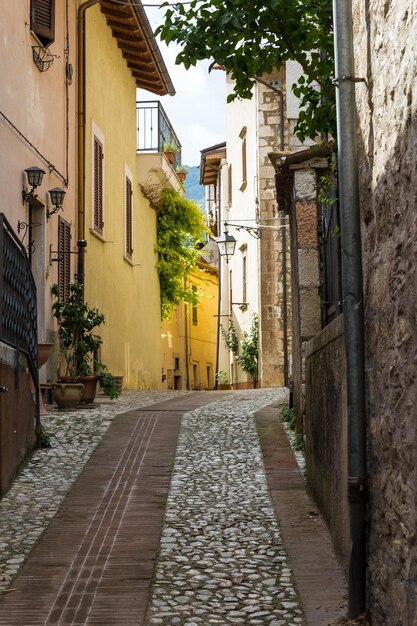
[77,0,101,292]
[333,0,367,618]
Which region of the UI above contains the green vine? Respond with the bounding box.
[156,188,208,319]
[236,313,259,387]
[221,319,239,355]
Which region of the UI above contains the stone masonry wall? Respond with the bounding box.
[258,69,291,387]
[290,167,322,426]
[352,2,417,623]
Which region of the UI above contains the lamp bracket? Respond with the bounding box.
[49,244,82,265]
[224,222,261,239]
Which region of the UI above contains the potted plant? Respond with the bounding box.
[175,165,188,182]
[51,282,120,407]
[163,141,179,165]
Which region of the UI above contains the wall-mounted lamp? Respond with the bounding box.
[216,230,237,263]
[22,166,46,204]
[47,187,66,218]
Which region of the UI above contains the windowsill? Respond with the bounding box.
[239,181,247,192]
[90,228,105,243]
[123,255,134,267]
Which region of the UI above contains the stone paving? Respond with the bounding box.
[146,388,306,626]
[0,390,189,593]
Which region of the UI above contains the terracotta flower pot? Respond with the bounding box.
[52,383,84,412]
[164,150,175,164]
[177,171,186,182]
[78,375,98,404]
[38,343,54,368]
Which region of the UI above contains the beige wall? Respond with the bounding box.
[162,265,218,390]
[83,6,162,388]
[0,1,77,360]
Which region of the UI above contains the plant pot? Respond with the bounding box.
[164,150,175,164]
[38,343,54,368]
[177,171,186,182]
[52,382,84,411]
[78,375,98,404]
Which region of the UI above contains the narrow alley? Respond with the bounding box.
[0,391,346,625]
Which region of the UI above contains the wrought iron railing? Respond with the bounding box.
[0,213,39,427]
[136,100,182,170]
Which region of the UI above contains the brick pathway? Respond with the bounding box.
[0,392,347,625]
[0,392,218,626]
[256,406,347,625]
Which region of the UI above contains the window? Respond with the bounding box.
[93,136,104,235]
[30,0,55,47]
[207,365,212,389]
[228,164,233,205]
[229,269,233,314]
[192,285,198,325]
[239,127,247,190]
[242,253,247,305]
[193,363,199,389]
[125,175,133,259]
[58,217,71,302]
[174,357,180,370]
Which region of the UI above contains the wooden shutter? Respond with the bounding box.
[58,217,71,302]
[31,0,55,47]
[228,164,233,204]
[94,137,104,235]
[125,177,133,258]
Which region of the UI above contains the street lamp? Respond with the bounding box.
[47,187,66,218]
[216,230,237,263]
[22,166,46,204]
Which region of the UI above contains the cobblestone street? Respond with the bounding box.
[0,390,346,625]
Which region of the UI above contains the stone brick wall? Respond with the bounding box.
[304,315,349,567]
[288,167,322,425]
[257,69,291,387]
[352,2,417,623]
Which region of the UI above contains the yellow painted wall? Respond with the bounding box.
[84,6,162,389]
[161,264,218,390]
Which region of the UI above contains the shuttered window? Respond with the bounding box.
[192,286,198,325]
[93,137,104,235]
[30,0,55,47]
[125,176,133,258]
[58,217,71,302]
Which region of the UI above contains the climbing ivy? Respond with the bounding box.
[156,188,207,319]
[221,319,239,355]
[237,313,259,387]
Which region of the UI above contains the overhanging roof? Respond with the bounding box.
[100,0,175,96]
[200,142,226,185]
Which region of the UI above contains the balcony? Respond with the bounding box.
[136,101,182,168]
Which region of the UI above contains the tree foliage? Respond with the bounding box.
[157,0,335,141]
[237,313,259,387]
[156,188,207,318]
[221,318,239,355]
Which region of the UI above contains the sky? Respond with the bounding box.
[139,6,226,166]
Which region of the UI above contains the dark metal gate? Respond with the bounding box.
[0,213,39,433]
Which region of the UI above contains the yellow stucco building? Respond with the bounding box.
[80,2,175,389]
[161,260,219,390]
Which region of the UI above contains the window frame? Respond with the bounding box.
[124,164,134,262]
[30,0,55,48]
[91,122,105,240]
[58,216,71,302]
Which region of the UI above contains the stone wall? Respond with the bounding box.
[304,315,349,567]
[0,344,37,496]
[290,168,321,424]
[352,2,417,623]
[257,69,291,387]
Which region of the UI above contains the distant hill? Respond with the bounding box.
[184,165,205,210]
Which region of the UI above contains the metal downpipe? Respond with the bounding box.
[332,0,367,618]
